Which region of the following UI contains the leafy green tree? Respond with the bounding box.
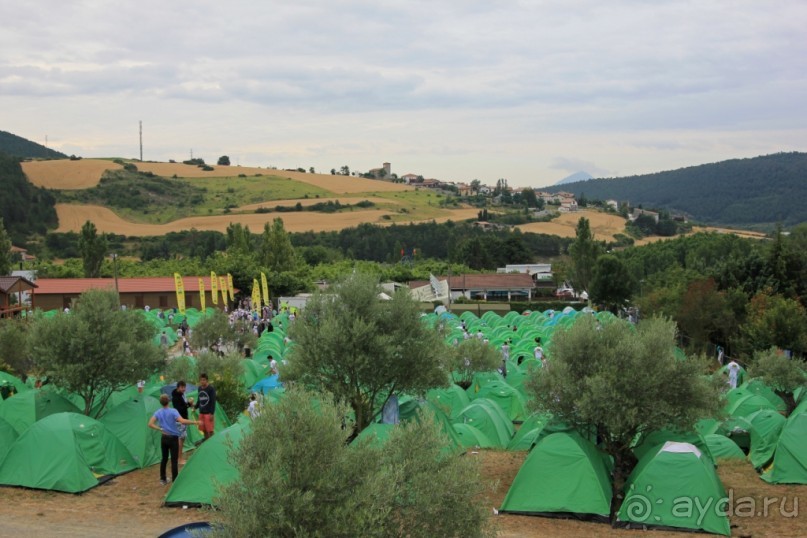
[748,347,807,415]
[190,310,255,354]
[217,155,231,166]
[448,338,502,389]
[211,387,492,538]
[527,316,720,520]
[260,218,298,273]
[568,217,603,295]
[225,223,252,254]
[0,318,33,378]
[282,273,448,432]
[77,220,107,278]
[29,289,165,416]
[675,278,740,354]
[340,165,350,176]
[470,179,481,195]
[589,254,633,312]
[0,217,11,275]
[520,188,539,208]
[741,292,807,357]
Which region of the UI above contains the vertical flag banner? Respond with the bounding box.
[252,279,261,312]
[173,273,186,314]
[260,272,269,306]
[198,278,206,312]
[227,274,235,301]
[219,277,228,305]
[210,271,218,305]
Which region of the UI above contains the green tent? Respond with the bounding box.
[726,393,777,419]
[426,384,471,419]
[0,388,81,435]
[453,423,496,449]
[703,434,745,461]
[474,380,528,422]
[453,399,514,448]
[0,416,19,462]
[352,423,395,448]
[0,412,137,493]
[0,371,29,397]
[100,396,163,468]
[507,413,568,451]
[164,422,249,506]
[396,399,463,451]
[762,403,807,484]
[464,371,506,399]
[618,442,730,536]
[746,409,785,469]
[500,431,612,521]
[739,379,786,412]
[633,429,715,465]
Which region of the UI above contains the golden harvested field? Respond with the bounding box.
[21,159,122,189]
[517,210,627,241]
[135,162,413,194]
[634,226,768,246]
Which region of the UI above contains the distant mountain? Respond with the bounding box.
[546,152,807,228]
[0,130,67,159]
[555,171,593,185]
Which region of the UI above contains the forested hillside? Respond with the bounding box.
[551,152,807,228]
[0,131,67,159]
[0,153,58,243]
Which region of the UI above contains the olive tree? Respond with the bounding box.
[282,272,448,432]
[211,387,492,538]
[448,338,502,389]
[30,288,164,416]
[527,316,721,521]
[748,347,807,416]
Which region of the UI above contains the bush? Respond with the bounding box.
[211,387,492,538]
[195,352,249,421]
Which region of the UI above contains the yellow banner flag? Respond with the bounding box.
[174,273,186,314]
[219,277,228,305]
[260,272,269,306]
[198,277,206,312]
[210,271,218,305]
[227,274,235,301]
[252,278,261,312]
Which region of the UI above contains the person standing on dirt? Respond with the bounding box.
[171,381,194,464]
[148,394,199,485]
[196,373,217,441]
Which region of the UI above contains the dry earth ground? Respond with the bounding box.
[0,451,802,537]
[21,159,122,189]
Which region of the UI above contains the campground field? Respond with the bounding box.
[0,451,801,537]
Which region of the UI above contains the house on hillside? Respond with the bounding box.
[367,162,392,179]
[10,246,35,263]
[401,173,420,184]
[559,200,578,212]
[630,208,660,223]
[0,276,37,318]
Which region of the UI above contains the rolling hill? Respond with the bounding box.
[547,152,807,228]
[0,131,67,159]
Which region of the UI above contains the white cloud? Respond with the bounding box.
[1,0,806,186]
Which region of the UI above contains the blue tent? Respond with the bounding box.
[252,375,282,394]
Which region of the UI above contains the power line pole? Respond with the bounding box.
[139,121,143,161]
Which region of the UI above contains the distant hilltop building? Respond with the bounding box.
[367,162,392,179]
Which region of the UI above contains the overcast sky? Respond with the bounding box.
[1,1,805,187]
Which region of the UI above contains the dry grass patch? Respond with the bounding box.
[237,196,398,212]
[517,210,627,241]
[22,159,121,189]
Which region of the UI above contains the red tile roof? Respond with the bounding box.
[33,277,234,295]
[409,273,535,290]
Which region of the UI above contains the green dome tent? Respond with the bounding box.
[0,416,19,461]
[453,399,514,448]
[507,413,569,451]
[0,412,137,493]
[100,396,163,468]
[0,388,81,435]
[762,403,807,484]
[352,423,395,448]
[739,379,787,413]
[703,434,745,461]
[474,380,528,422]
[164,422,249,506]
[633,429,715,465]
[618,442,730,536]
[426,384,471,419]
[500,431,612,521]
[746,409,786,469]
[452,423,495,449]
[726,393,777,419]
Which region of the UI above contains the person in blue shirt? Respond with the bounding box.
[149,394,199,485]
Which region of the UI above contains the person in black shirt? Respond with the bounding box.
[171,381,194,463]
[196,373,216,441]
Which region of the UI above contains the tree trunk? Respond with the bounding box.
[609,447,637,526]
[776,389,797,416]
